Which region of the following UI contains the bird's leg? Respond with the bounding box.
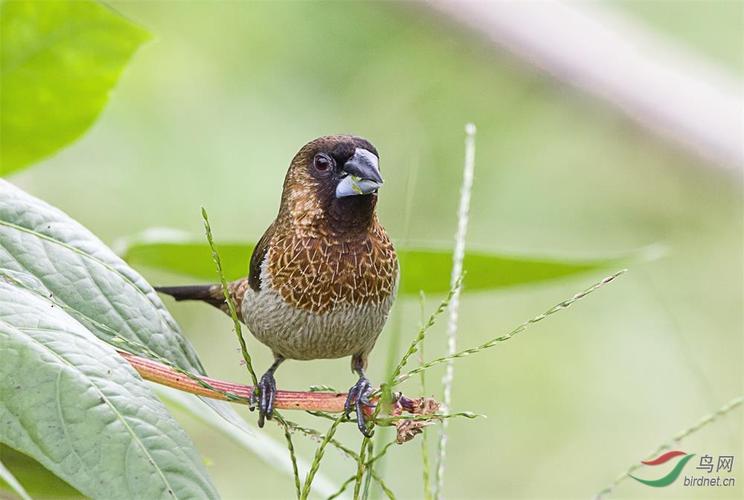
[345,354,374,437]
[250,356,284,428]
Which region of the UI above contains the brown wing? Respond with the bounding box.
[248,222,276,292]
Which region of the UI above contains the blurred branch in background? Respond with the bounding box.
[424,0,743,171]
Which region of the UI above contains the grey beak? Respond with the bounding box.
[336,148,383,198]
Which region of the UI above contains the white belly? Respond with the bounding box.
[241,287,394,360]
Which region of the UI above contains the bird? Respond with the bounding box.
[156,135,399,436]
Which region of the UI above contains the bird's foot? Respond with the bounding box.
[249,371,277,428]
[344,376,374,437]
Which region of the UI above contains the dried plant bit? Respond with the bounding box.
[396,418,435,444]
[396,395,441,415]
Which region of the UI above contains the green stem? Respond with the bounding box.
[353,438,369,499]
[275,412,301,499]
[328,442,398,500]
[300,412,346,500]
[418,292,433,500]
[395,270,626,386]
[388,278,462,386]
[201,207,258,388]
[596,394,743,498]
[283,418,397,498]
[362,439,375,499]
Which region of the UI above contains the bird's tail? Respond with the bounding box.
[155,284,224,305]
[155,280,248,319]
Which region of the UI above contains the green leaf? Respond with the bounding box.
[0,180,204,372]
[117,229,632,294]
[0,281,218,499]
[118,229,253,283]
[0,0,150,174]
[0,179,251,453]
[396,248,623,295]
[0,444,81,499]
[0,449,33,500]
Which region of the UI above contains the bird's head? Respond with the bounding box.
[279,135,383,233]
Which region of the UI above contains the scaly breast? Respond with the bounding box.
[266,224,397,315]
[241,223,398,360]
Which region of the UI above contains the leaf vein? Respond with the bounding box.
[8,323,178,499]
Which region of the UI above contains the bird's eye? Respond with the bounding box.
[313,154,332,172]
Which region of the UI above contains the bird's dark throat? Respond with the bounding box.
[326,193,377,235]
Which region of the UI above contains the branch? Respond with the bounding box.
[423,1,743,170]
[118,348,442,440]
[119,349,350,412]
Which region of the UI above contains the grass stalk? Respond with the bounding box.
[372,412,481,426]
[373,153,422,498]
[355,391,388,498]
[595,394,743,498]
[353,438,370,499]
[201,207,258,388]
[300,412,347,500]
[395,270,626,385]
[327,442,398,500]
[280,419,396,497]
[328,476,357,500]
[436,122,477,499]
[418,293,433,500]
[362,439,375,499]
[275,412,302,499]
[158,389,340,498]
[387,278,461,389]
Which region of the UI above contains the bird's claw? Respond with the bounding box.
[344,376,374,437]
[249,371,277,428]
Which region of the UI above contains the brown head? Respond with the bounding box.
[278,135,383,235]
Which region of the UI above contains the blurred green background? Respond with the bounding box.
[9,1,742,498]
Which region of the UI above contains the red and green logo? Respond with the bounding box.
[630,451,696,487]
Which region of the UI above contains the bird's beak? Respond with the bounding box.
[336,148,383,198]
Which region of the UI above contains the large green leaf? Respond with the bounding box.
[118,229,629,294]
[0,448,34,500]
[397,248,623,294]
[0,179,255,450]
[0,281,218,499]
[0,180,204,371]
[1,444,81,499]
[0,0,149,174]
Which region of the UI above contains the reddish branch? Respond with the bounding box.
[118,350,441,442]
[118,350,352,412]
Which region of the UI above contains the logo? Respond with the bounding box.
[631,451,736,489]
[630,451,695,487]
